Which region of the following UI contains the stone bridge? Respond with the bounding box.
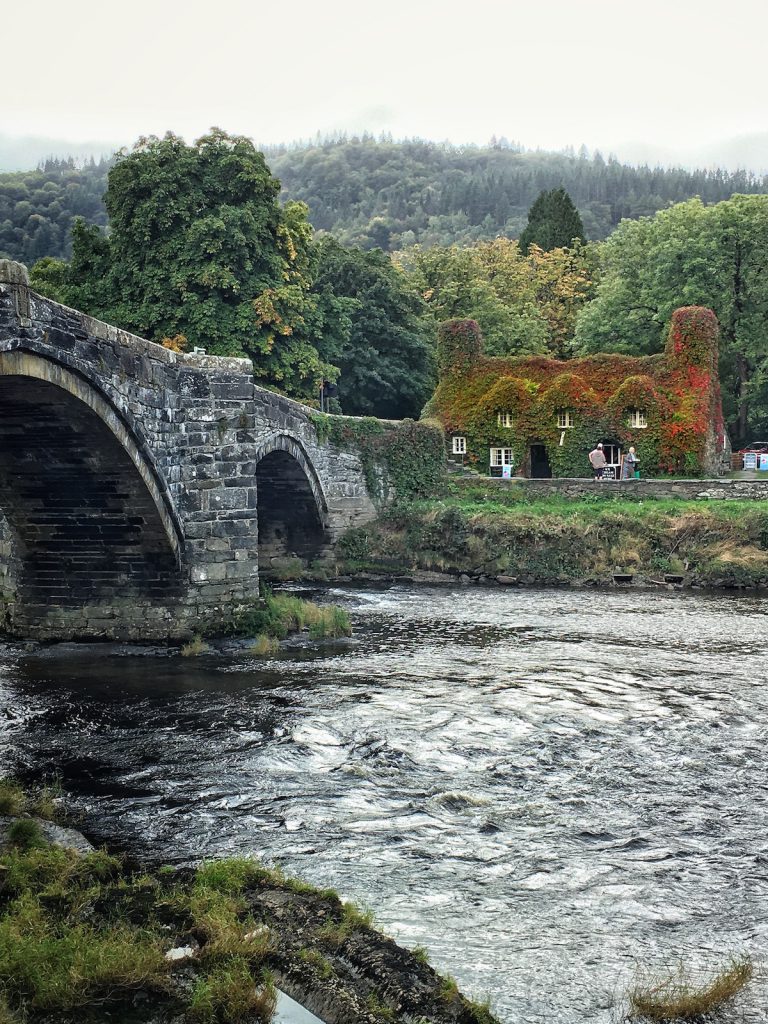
[0,260,401,641]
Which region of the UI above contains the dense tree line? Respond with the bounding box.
[0,157,110,265]
[3,137,767,265]
[574,195,768,445]
[10,134,768,444]
[29,132,435,418]
[265,135,767,249]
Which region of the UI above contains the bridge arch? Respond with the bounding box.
[254,433,330,566]
[0,350,184,632]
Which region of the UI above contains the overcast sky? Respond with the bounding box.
[5,0,767,162]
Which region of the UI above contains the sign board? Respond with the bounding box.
[501,464,513,478]
[744,452,758,470]
[759,453,768,471]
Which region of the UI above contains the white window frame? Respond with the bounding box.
[557,409,575,429]
[452,435,467,455]
[490,447,514,467]
[497,411,514,429]
[629,409,648,429]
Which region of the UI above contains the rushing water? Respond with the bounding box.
[2,584,768,1023]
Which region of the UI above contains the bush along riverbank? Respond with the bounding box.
[0,779,498,1024]
[326,479,768,590]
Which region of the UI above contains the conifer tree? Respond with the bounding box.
[519,188,586,254]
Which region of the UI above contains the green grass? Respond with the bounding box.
[181,635,211,657]
[0,781,25,817]
[0,841,277,1021]
[366,992,396,1021]
[205,587,352,641]
[188,960,276,1022]
[298,947,334,979]
[6,819,44,850]
[337,482,768,586]
[317,901,375,948]
[628,957,753,1021]
[249,634,280,657]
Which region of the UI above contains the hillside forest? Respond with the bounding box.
[4,131,768,446]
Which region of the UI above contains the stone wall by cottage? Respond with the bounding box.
[485,477,768,500]
[0,260,388,641]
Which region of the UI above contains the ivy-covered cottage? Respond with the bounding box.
[426,307,729,478]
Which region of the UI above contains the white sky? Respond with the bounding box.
[5,0,767,157]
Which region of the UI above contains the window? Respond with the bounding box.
[629,409,648,428]
[497,411,513,429]
[452,436,467,454]
[557,409,575,429]
[490,447,514,466]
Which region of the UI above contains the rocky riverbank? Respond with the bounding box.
[324,480,768,592]
[0,781,497,1024]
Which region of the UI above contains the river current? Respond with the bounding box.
[2,584,768,1023]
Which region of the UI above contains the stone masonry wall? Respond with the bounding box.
[0,261,381,640]
[487,477,768,500]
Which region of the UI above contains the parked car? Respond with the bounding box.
[738,441,768,454]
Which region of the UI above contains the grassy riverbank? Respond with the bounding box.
[334,479,768,588]
[0,779,497,1024]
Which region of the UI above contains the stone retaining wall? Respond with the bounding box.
[489,477,768,500]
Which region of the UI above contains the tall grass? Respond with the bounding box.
[628,958,753,1021]
[211,588,351,641]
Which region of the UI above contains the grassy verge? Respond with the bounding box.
[0,780,62,822]
[335,479,768,587]
[0,808,498,1024]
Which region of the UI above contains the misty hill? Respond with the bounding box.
[1,137,767,265]
[265,137,768,248]
[0,157,111,266]
[0,134,118,173]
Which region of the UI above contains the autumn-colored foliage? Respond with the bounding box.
[427,307,724,477]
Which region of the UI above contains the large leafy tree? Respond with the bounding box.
[32,130,334,399]
[311,238,434,419]
[519,188,586,254]
[575,195,768,444]
[398,237,596,358]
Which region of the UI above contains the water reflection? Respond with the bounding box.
[1,584,768,1023]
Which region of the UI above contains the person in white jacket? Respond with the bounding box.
[588,443,606,480]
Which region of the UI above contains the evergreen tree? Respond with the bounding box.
[519,188,586,254]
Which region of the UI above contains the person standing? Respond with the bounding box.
[589,443,607,480]
[622,446,639,479]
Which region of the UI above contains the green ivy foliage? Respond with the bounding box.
[312,414,445,504]
[431,311,722,477]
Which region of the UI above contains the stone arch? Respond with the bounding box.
[0,350,183,559]
[0,351,185,633]
[254,433,330,565]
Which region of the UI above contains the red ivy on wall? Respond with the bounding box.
[428,307,724,477]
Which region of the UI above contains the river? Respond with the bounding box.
[1,584,768,1023]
